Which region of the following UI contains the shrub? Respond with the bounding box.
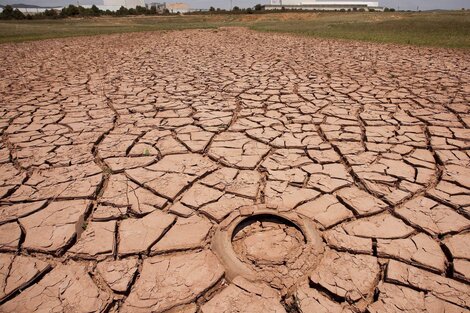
[117,6,129,15]
[91,5,101,16]
[44,9,59,18]
[63,5,80,17]
[1,5,25,19]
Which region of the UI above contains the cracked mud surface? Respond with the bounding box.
[0,27,469,312]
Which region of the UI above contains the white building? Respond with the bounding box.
[81,0,145,11]
[265,0,383,11]
[166,2,190,13]
[101,0,145,9]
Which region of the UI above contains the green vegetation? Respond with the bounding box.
[0,16,219,43]
[0,11,469,48]
[250,11,470,48]
[0,5,26,19]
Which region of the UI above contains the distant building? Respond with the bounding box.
[104,0,145,8]
[81,0,145,11]
[166,2,190,13]
[264,0,383,11]
[146,2,167,13]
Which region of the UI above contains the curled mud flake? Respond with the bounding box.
[121,250,224,313]
[0,262,110,313]
[118,210,175,255]
[226,170,261,199]
[126,153,217,200]
[208,132,270,169]
[367,282,465,313]
[201,284,286,313]
[96,257,139,293]
[92,205,127,221]
[0,223,21,251]
[0,255,50,301]
[103,156,156,172]
[443,232,470,260]
[0,200,47,224]
[442,164,470,189]
[295,194,354,229]
[336,186,388,216]
[176,125,215,153]
[0,164,26,199]
[426,181,470,212]
[323,227,372,254]
[342,213,415,239]
[168,202,194,217]
[200,194,255,223]
[151,214,212,253]
[386,259,470,307]
[68,220,116,259]
[453,259,470,283]
[304,163,354,193]
[265,180,320,211]
[309,249,380,303]
[180,183,224,209]
[377,233,446,273]
[295,281,354,313]
[9,163,102,201]
[19,199,89,253]
[396,196,470,236]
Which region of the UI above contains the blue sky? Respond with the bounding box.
[1,0,469,10]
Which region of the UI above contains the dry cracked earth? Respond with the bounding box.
[0,27,469,313]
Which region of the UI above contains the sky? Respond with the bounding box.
[1,0,469,11]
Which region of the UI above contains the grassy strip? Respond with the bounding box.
[0,11,469,48]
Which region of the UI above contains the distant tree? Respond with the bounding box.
[209,6,215,11]
[246,7,253,14]
[389,8,395,12]
[136,5,147,14]
[254,4,262,11]
[44,8,59,18]
[12,8,25,19]
[149,6,157,14]
[61,5,80,17]
[384,7,390,12]
[91,5,101,15]
[117,6,129,15]
[232,6,240,11]
[128,8,136,15]
[0,5,25,19]
[0,5,14,19]
[78,5,89,16]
